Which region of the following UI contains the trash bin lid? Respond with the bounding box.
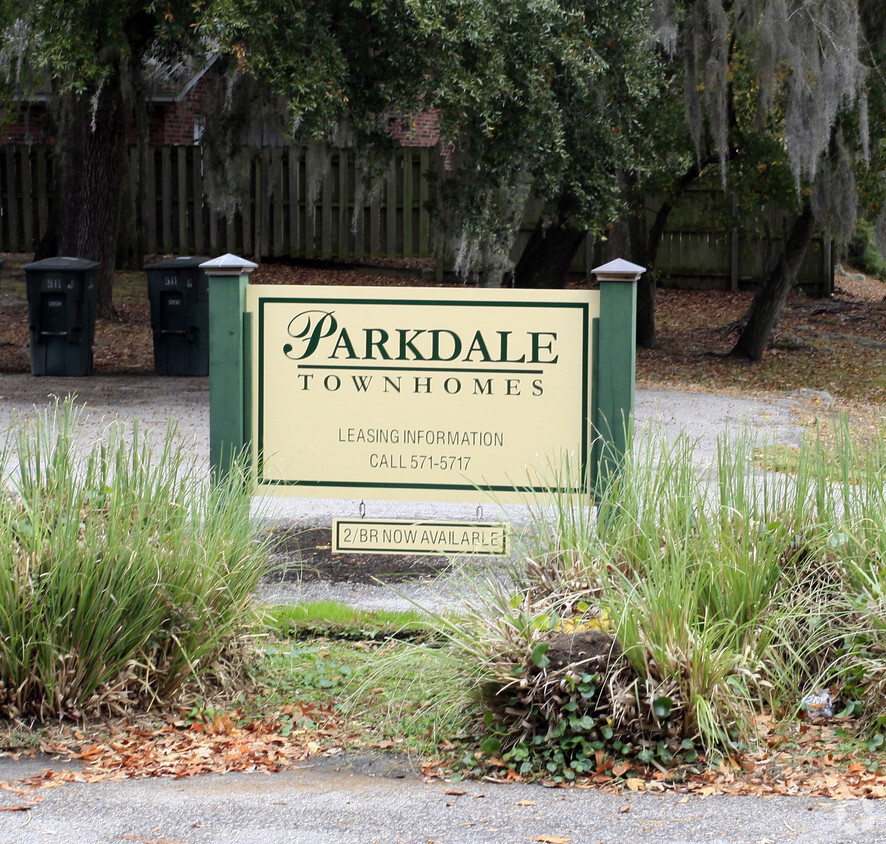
[143,256,210,271]
[23,256,101,272]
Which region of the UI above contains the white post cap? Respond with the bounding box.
[199,254,259,276]
[591,258,646,282]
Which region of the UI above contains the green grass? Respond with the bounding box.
[236,624,468,758]
[262,601,436,641]
[0,399,269,719]
[9,398,886,782]
[369,418,886,779]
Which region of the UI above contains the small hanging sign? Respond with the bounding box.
[332,518,509,557]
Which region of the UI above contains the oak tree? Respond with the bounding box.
[1,0,205,316]
[650,0,880,359]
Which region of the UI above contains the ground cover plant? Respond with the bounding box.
[384,419,886,784]
[0,400,267,720]
[264,602,434,641]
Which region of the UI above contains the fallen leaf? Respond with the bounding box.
[528,837,571,844]
[611,762,631,777]
[626,777,645,793]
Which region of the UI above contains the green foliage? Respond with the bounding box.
[203,0,420,136]
[844,218,886,279]
[400,418,886,778]
[263,601,433,641]
[263,642,354,692]
[0,400,268,719]
[205,0,668,276]
[2,0,203,94]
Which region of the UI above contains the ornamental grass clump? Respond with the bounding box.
[413,422,886,778]
[0,401,268,720]
[812,418,886,731]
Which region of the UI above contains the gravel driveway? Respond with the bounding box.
[0,372,806,612]
[0,372,804,504]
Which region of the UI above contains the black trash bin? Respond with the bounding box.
[144,256,210,376]
[23,257,100,376]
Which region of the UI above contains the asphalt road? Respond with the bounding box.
[0,754,886,844]
[3,750,886,843]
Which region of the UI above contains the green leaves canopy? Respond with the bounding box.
[204,0,667,246]
[1,0,202,94]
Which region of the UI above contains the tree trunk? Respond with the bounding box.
[600,204,658,346]
[730,203,816,360]
[55,76,127,319]
[625,206,655,348]
[512,219,586,289]
[635,156,721,348]
[633,200,672,349]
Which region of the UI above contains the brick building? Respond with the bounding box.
[1,58,220,146]
[3,58,441,150]
[386,111,440,148]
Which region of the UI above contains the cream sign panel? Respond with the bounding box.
[249,285,599,502]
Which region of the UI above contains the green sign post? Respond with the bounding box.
[203,254,256,478]
[593,258,643,487]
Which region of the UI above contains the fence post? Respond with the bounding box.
[592,258,643,491]
[203,253,257,479]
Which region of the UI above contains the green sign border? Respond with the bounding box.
[254,294,593,495]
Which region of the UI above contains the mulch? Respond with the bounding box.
[266,525,454,584]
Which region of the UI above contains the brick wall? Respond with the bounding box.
[2,78,443,150]
[1,104,51,144]
[147,72,213,145]
[1,72,214,147]
[387,110,440,147]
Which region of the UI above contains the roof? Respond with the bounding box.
[13,54,219,105]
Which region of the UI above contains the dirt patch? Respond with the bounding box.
[635,272,886,406]
[266,526,455,585]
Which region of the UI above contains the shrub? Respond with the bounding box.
[0,400,268,719]
[413,421,886,777]
[844,218,886,280]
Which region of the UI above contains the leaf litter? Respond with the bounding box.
[11,697,882,802]
[0,702,351,795]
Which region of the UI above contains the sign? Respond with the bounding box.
[332,518,509,557]
[248,285,599,502]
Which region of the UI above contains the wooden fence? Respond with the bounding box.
[650,185,833,295]
[0,145,51,255]
[0,144,832,294]
[0,144,434,260]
